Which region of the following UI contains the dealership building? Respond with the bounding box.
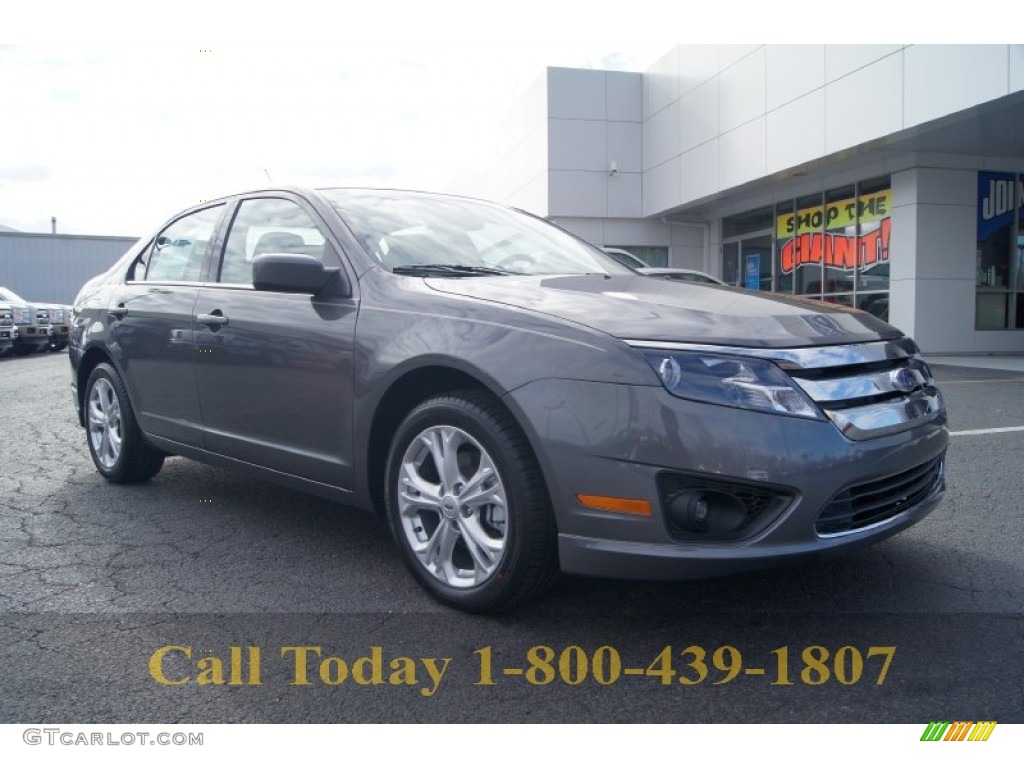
[453,45,1024,354]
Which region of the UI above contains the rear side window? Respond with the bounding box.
[140,205,224,283]
[218,198,327,285]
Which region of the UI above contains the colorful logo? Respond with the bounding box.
[920,721,997,742]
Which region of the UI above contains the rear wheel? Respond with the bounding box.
[385,391,558,612]
[84,363,164,483]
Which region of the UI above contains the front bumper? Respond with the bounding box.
[504,378,948,580]
[49,326,70,350]
[0,325,14,354]
[13,325,52,352]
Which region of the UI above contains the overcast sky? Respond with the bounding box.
[0,45,665,237]
[1,0,1007,239]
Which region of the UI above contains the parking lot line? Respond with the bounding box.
[938,378,1024,385]
[949,426,1024,436]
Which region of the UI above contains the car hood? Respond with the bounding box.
[425,274,900,348]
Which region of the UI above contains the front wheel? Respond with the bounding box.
[385,391,558,612]
[84,363,165,483]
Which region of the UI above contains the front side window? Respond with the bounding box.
[218,198,328,285]
[142,205,223,283]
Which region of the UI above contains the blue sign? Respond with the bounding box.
[744,254,761,290]
[977,171,1019,241]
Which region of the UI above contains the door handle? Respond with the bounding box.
[108,304,128,321]
[196,311,229,328]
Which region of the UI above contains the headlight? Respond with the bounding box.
[641,350,823,420]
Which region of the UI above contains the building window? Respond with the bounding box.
[976,171,1024,330]
[724,176,892,321]
[774,200,794,294]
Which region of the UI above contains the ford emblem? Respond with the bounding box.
[890,368,919,393]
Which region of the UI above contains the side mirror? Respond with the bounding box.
[252,253,346,296]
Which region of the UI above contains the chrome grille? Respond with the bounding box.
[816,455,945,536]
[786,345,945,440]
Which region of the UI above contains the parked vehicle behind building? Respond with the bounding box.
[0,286,51,355]
[602,247,648,270]
[636,267,726,285]
[45,303,72,351]
[69,187,948,612]
[0,302,16,356]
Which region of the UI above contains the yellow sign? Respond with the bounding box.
[777,190,892,238]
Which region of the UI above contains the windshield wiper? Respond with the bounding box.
[391,264,515,277]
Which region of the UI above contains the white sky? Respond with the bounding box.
[1,2,1012,237]
[0,44,665,236]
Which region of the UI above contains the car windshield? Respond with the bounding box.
[321,190,633,276]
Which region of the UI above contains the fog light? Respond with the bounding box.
[658,471,795,542]
[668,491,749,535]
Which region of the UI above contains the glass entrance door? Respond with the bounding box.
[723,232,772,291]
[742,234,772,291]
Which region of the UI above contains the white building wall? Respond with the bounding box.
[642,44,1024,216]
[546,68,643,219]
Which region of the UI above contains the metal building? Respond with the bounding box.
[0,232,139,304]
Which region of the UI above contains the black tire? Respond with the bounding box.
[384,390,558,613]
[84,362,165,483]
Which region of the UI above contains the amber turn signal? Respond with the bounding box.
[576,494,652,516]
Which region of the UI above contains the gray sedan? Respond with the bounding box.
[69,187,947,612]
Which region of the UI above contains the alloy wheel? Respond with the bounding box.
[88,377,123,470]
[396,425,508,589]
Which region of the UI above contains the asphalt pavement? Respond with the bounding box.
[1,352,1021,723]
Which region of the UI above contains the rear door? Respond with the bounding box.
[193,194,358,490]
